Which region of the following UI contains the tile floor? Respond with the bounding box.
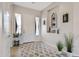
[11,41,58,57]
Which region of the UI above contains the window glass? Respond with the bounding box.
[35,17,40,36]
[15,13,21,34]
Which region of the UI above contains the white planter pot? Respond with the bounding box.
[60,51,68,57]
[56,50,73,57]
[56,51,62,57]
[67,52,72,57]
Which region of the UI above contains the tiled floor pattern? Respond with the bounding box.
[12,41,58,57]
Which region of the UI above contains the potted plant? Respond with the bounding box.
[57,41,64,51]
[65,34,73,56]
[13,33,20,46]
[56,41,64,56]
[13,33,19,38]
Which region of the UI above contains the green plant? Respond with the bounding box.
[13,33,19,38]
[57,41,64,51]
[65,34,73,53]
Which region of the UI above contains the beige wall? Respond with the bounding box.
[13,5,41,43]
[73,3,79,56]
[41,2,73,49]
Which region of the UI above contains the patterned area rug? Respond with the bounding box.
[15,41,58,57]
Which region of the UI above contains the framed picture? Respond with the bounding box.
[63,13,68,23]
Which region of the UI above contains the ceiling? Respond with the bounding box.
[13,2,52,11]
